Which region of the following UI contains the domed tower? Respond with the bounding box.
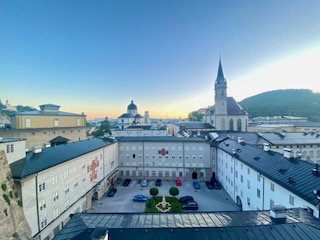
[127,100,137,116]
[214,57,227,115]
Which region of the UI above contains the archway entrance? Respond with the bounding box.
[236,196,243,211]
[192,172,197,179]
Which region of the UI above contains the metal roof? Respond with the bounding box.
[14,110,84,116]
[117,136,208,143]
[178,122,215,130]
[217,138,320,206]
[226,97,247,115]
[54,209,320,240]
[10,138,114,179]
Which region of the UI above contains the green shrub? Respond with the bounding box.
[1,184,7,192]
[146,198,155,209]
[170,203,182,213]
[17,200,22,207]
[149,187,159,198]
[3,209,8,216]
[14,192,19,199]
[9,191,13,199]
[3,194,10,205]
[169,187,179,197]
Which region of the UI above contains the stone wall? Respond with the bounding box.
[0,150,32,239]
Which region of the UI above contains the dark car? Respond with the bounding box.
[133,195,149,202]
[123,178,131,186]
[193,181,200,189]
[213,180,222,190]
[179,196,194,203]
[107,188,117,197]
[182,200,198,210]
[155,179,161,186]
[205,181,213,189]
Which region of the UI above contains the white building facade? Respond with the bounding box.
[10,138,118,240]
[215,138,320,218]
[118,137,212,181]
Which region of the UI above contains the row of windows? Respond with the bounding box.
[25,118,82,128]
[120,170,205,178]
[120,146,204,151]
[123,154,205,159]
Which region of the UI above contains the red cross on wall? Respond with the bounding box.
[158,148,168,156]
[87,160,99,182]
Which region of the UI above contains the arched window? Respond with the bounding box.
[237,119,242,131]
[221,118,225,130]
[229,119,234,131]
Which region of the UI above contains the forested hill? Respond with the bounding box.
[239,89,320,121]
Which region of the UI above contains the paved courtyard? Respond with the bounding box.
[91,179,239,213]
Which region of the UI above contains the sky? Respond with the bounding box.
[1,1,320,120]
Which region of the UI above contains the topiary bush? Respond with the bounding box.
[169,187,179,198]
[3,194,10,205]
[1,183,7,192]
[149,187,159,199]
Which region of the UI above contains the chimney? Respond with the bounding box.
[312,164,320,176]
[270,205,287,220]
[283,148,293,158]
[232,149,237,155]
[33,146,42,154]
[263,143,270,152]
[237,137,244,144]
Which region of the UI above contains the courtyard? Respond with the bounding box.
[91,179,239,213]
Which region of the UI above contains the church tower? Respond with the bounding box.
[214,57,227,115]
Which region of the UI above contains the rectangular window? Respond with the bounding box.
[76,118,81,126]
[152,171,156,177]
[158,171,163,177]
[289,195,294,206]
[200,172,204,178]
[39,182,46,192]
[240,175,243,183]
[270,199,274,208]
[247,168,250,175]
[138,171,142,177]
[247,180,250,189]
[257,188,261,198]
[145,171,149,177]
[6,145,10,153]
[247,197,250,205]
[235,171,238,178]
[231,167,233,174]
[132,171,136,176]
[133,154,136,158]
[26,119,31,128]
[172,171,176,177]
[165,171,169,177]
[179,172,183,177]
[54,119,59,127]
[257,174,261,182]
[271,182,275,192]
[125,171,129,176]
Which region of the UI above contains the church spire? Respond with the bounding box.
[216,56,226,84]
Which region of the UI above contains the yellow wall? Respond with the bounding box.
[11,114,86,129]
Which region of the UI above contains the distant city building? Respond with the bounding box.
[116,100,150,130]
[203,58,248,131]
[112,125,168,137]
[248,120,320,133]
[0,103,89,149]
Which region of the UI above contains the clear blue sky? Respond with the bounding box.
[1,1,320,119]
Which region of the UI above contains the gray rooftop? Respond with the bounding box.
[10,138,114,179]
[54,209,320,240]
[14,110,84,116]
[0,137,25,143]
[217,138,320,206]
[179,122,215,130]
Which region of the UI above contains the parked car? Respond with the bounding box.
[213,180,222,190]
[141,179,148,187]
[181,200,198,210]
[205,181,213,189]
[133,195,149,202]
[193,181,200,189]
[176,178,182,186]
[107,188,117,197]
[123,178,131,186]
[179,196,194,203]
[155,179,161,186]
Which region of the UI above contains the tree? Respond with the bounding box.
[149,187,159,199]
[169,187,179,198]
[92,117,111,137]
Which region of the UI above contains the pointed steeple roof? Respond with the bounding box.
[216,56,226,85]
